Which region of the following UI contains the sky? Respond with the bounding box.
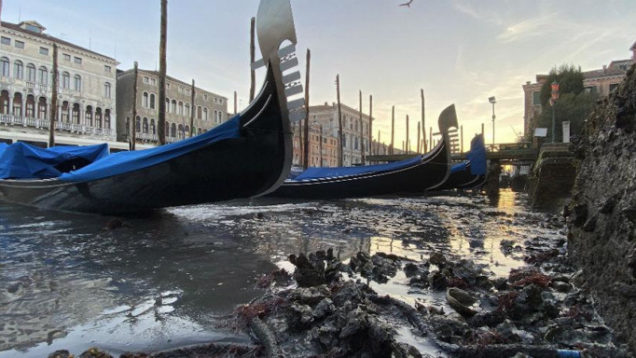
[2,0,635,150]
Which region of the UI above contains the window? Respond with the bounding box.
[171,100,176,113]
[14,60,23,79]
[74,74,82,91]
[0,57,9,77]
[150,78,156,86]
[39,47,49,55]
[104,65,111,73]
[38,66,48,86]
[73,57,82,64]
[1,37,10,45]
[610,83,619,93]
[104,82,111,98]
[584,86,597,94]
[197,106,202,119]
[203,108,208,121]
[185,104,190,117]
[62,72,70,89]
[143,77,149,84]
[204,94,208,100]
[63,53,71,61]
[15,40,24,49]
[143,92,149,108]
[178,101,183,115]
[532,91,541,106]
[150,94,156,109]
[27,63,36,82]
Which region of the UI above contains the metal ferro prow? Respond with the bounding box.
[253,0,306,123]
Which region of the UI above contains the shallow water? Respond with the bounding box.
[0,189,563,357]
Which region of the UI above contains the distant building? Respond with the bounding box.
[0,20,118,144]
[116,69,228,143]
[522,42,635,137]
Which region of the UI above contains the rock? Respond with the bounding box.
[447,287,477,306]
[446,289,477,317]
[551,280,571,293]
[429,252,447,267]
[428,271,447,290]
[48,351,72,358]
[79,348,113,358]
[288,303,314,329]
[313,298,335,319]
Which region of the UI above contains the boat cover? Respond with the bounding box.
[291,155,422,181]
[450,161,468,174]
[59,115,241,182]
[466,135,486,176]
[0,143,109,179]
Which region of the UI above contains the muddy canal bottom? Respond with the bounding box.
[0,190,562,357]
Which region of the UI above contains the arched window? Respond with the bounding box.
[150,119,156,134]
[170,123,176,138]
[72,103,80,124]
[0,91,9,114]
[12,92,23,116]
[165,98,170,113]
[104,109,111,129]
[37,97,47,119]
[26,95,35,117]
[38,66,48,86]
[203,107,208,121]
[74,74,82,91]
[143,92,149,108]
[135,116,141,132]
[85,106,93,126]
[61,101,69,122]
[178,124,184,139]
[150,94,155,109]
[104,82,111,98]
[62,72,70,89]
[185,125,190,136]
[95,108,102,128]
[197,106,202,119]
[185,104,190,117]
[178,101,183,115]
[13,60,23,80]
[26,63,36,82]
[143,118,148,133]
[171,100,176,114]
[0,57,9,77]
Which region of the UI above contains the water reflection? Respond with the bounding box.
[0,189,563,356]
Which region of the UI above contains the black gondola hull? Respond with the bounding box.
[0,67,292,215]
[270,140,449,199]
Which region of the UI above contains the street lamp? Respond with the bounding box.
[550,81,560,143]
[488,96,496,147]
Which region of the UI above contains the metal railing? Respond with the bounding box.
[0,113,112,137]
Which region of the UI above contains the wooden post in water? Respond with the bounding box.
[130,62,138,150]
[303,49,311,169]
[359,90,365,165]
[48,43,58,147]
[429,126,433,150]
[417,122,421,153]
[189,79,195,137]
[249,17,256,102]
[406,115,410,153]
[460,125,464,153]
[234,91,238,115]
[377,131,381,154]
[336,74,344,167]
[157,0,168,145]
[390,106,395,155]
[421,89,426,152]
[481,123,485,138]
[369,95,373,156]
[319,125,323,166]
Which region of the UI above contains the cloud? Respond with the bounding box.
[497,13,559,43]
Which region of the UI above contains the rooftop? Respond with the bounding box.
[1,20,117,63]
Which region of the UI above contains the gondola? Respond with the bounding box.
[435,134,487,191]
[0,0,304,215]
[269,104,458,199]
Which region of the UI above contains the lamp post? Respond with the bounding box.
[488,96,496,147]
[550,81,560,143]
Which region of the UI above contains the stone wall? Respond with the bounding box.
[567,64,636,351]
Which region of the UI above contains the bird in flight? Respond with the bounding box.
[399,0,414,7]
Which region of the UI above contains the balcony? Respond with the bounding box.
[0,113,113,138]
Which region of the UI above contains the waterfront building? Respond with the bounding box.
[116,69,228,144]
[522,42,635,137]
[0,20,118,144]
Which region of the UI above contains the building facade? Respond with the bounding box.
[116,69,228,143]
[0,20,118,143]
[522,42,635,137]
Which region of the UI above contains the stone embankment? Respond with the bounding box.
[567,64,636,353]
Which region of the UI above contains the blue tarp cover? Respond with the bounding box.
[292,155,423,181]
[467,135,486,175]
[0,143,8,157]
[0,143,109,179]
[59,115,240,182]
